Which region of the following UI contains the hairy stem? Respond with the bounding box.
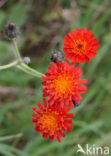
[12,39,22,62]
[0,61,18,70]
[21,63,45,77]
[17,65,42,78]
[0,39,45,78]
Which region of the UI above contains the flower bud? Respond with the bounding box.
[4,22,19,39]
[23,57,31,64]
[50,50,64,63]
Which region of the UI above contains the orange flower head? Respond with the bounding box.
[32,99,73,142]
[63,28,99,63]
[42,61,87,107]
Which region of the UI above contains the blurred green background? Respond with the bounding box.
[0,0,111,156]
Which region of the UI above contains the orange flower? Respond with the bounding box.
[32,99,73,142]
[63,28,99,63]
[42,61,87,107]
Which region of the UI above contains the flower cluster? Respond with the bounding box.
[32,28,99,142]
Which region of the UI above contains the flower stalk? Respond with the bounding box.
[12,39,22,63]
[0,61,18,70]
[20,63,44,77]
[0,38,45,78]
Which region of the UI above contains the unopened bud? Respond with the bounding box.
[23,57,31,64]
[72,100,80,107]
[4,22,19,39]
[50,50,64,63]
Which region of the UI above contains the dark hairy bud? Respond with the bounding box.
[50,50,64,63]
[4,22,19,39]
[72,100,80,107]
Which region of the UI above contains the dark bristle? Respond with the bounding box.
[50,50,64,63]
[72,100,80,107]
[4,22,18,39]
[8,22,16,31]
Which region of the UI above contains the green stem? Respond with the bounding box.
[21,63,45,77]
[0,61,18,70]
[11,39,45,78]
[17,65,41,78]
[0,39,45,78]
[12,39,22,62]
